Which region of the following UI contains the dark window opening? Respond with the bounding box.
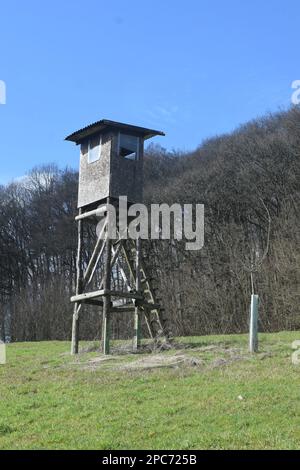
[119,134,139,161]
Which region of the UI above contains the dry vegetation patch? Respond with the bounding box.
[73,340,253,372]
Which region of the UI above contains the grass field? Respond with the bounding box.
[0,331,299,450]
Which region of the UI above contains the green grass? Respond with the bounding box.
[0,331,299,449]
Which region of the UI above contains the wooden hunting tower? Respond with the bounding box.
[66,119,167,355]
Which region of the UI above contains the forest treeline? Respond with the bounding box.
[0,107,299,342]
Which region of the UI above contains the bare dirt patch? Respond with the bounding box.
[72,340,251,373]
[117,353,205,371]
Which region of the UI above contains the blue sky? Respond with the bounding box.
[0,0,299,183]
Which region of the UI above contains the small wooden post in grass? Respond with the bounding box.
[249,294,259,353]
[0,341,6,365]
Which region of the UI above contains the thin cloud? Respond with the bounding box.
[146,104,179,125]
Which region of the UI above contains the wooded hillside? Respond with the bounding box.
[1,107,299,341]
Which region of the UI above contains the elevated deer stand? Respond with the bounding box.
[66,120,167,354]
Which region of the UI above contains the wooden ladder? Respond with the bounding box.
[127,239,169,342]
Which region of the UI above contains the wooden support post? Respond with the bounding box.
[249,294,259,353]
[133,237,141,351]
[71,210,83,355]
[102,201,112,355]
